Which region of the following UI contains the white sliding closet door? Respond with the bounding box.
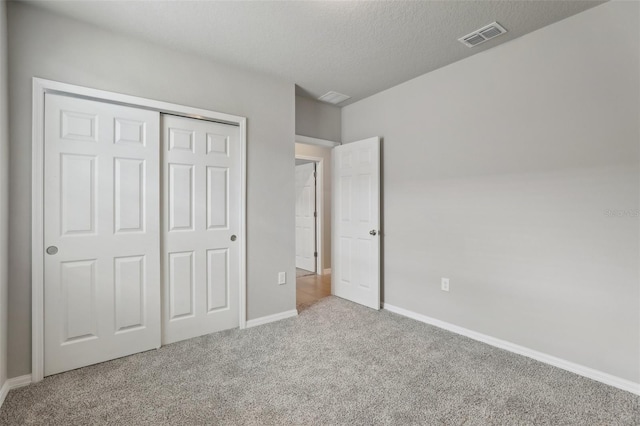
[162,115,241,344]
[44,94,161,376]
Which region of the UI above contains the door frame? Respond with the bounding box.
[294,155,323,275]
[31,78,248,383]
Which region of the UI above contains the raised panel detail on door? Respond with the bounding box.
[115,118,146,146]
[169,251,195,320]
[302,225,312,259]
[207,249,228,312]
[207,166,228,229]
[61,259,97,344]
[169,128,194,152]
[356,238,371,289]
[61,154,96,235]
[169,164,194,231]
[44,93,161,376]
[114,255,145,333]
[339,238,352,284]
[340,176,352,222]
[207,133,229,156]
[61,111,97,142]
[341,150,353,169]
[359,146,372,165]
[162,114,241,344]
[357,175,371,222]
[114,158,145,233]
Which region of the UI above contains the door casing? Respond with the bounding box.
[31,78,247,383]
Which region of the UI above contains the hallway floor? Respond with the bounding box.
[296,272,331,312]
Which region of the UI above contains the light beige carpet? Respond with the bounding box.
[1,297,638,425]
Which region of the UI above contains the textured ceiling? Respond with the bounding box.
[25,0,604,105]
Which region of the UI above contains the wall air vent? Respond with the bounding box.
[318,91,351,105]
[459,22,507,48]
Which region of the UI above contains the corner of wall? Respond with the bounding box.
[0,0,10,402]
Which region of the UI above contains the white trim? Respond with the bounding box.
[31,78,248,383]
[323,268,332,275]
[6,375,32,389]
[0,375,33,408]
[295,154,324,274]
[295,134,340,148]
[245,310,298,328]
[31,80,45,384]
[383,303,640,396]
[0,380,8,408]
[238,117,247,331]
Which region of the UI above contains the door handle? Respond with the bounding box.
[230,235,237,242]
[46,246,58,255]
[369,230,377,236]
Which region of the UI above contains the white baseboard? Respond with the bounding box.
[0,374,32,408]
[323,268,331,275]
[246,309,298,328]
[383,303,640,396]
[0,380,8,409]
[7,375,32,389]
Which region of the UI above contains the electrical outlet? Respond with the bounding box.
[278,272,286,285]
[441,277,450,292]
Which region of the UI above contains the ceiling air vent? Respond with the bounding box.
[459,22,507,48]
[318,91,351,105]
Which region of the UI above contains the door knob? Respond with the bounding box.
[46,246,58,255]
[230,235,237,242]
[369,230,377,236]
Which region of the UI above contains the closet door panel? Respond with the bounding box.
[44,94,161,376]
[162,115,241,344]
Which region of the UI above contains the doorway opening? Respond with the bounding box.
[294,145,333,312]
[293,136,381,313]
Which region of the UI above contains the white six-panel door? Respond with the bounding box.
[332,137,381,310]
[295,162,316,272]
[44,94,161,375]
[162,115,240,344]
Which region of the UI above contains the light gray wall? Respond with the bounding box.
[0,0,9,391]
[7,2,296,378]
[342,1,639,383]
[295,142,333,271]
[295,95,341,142]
